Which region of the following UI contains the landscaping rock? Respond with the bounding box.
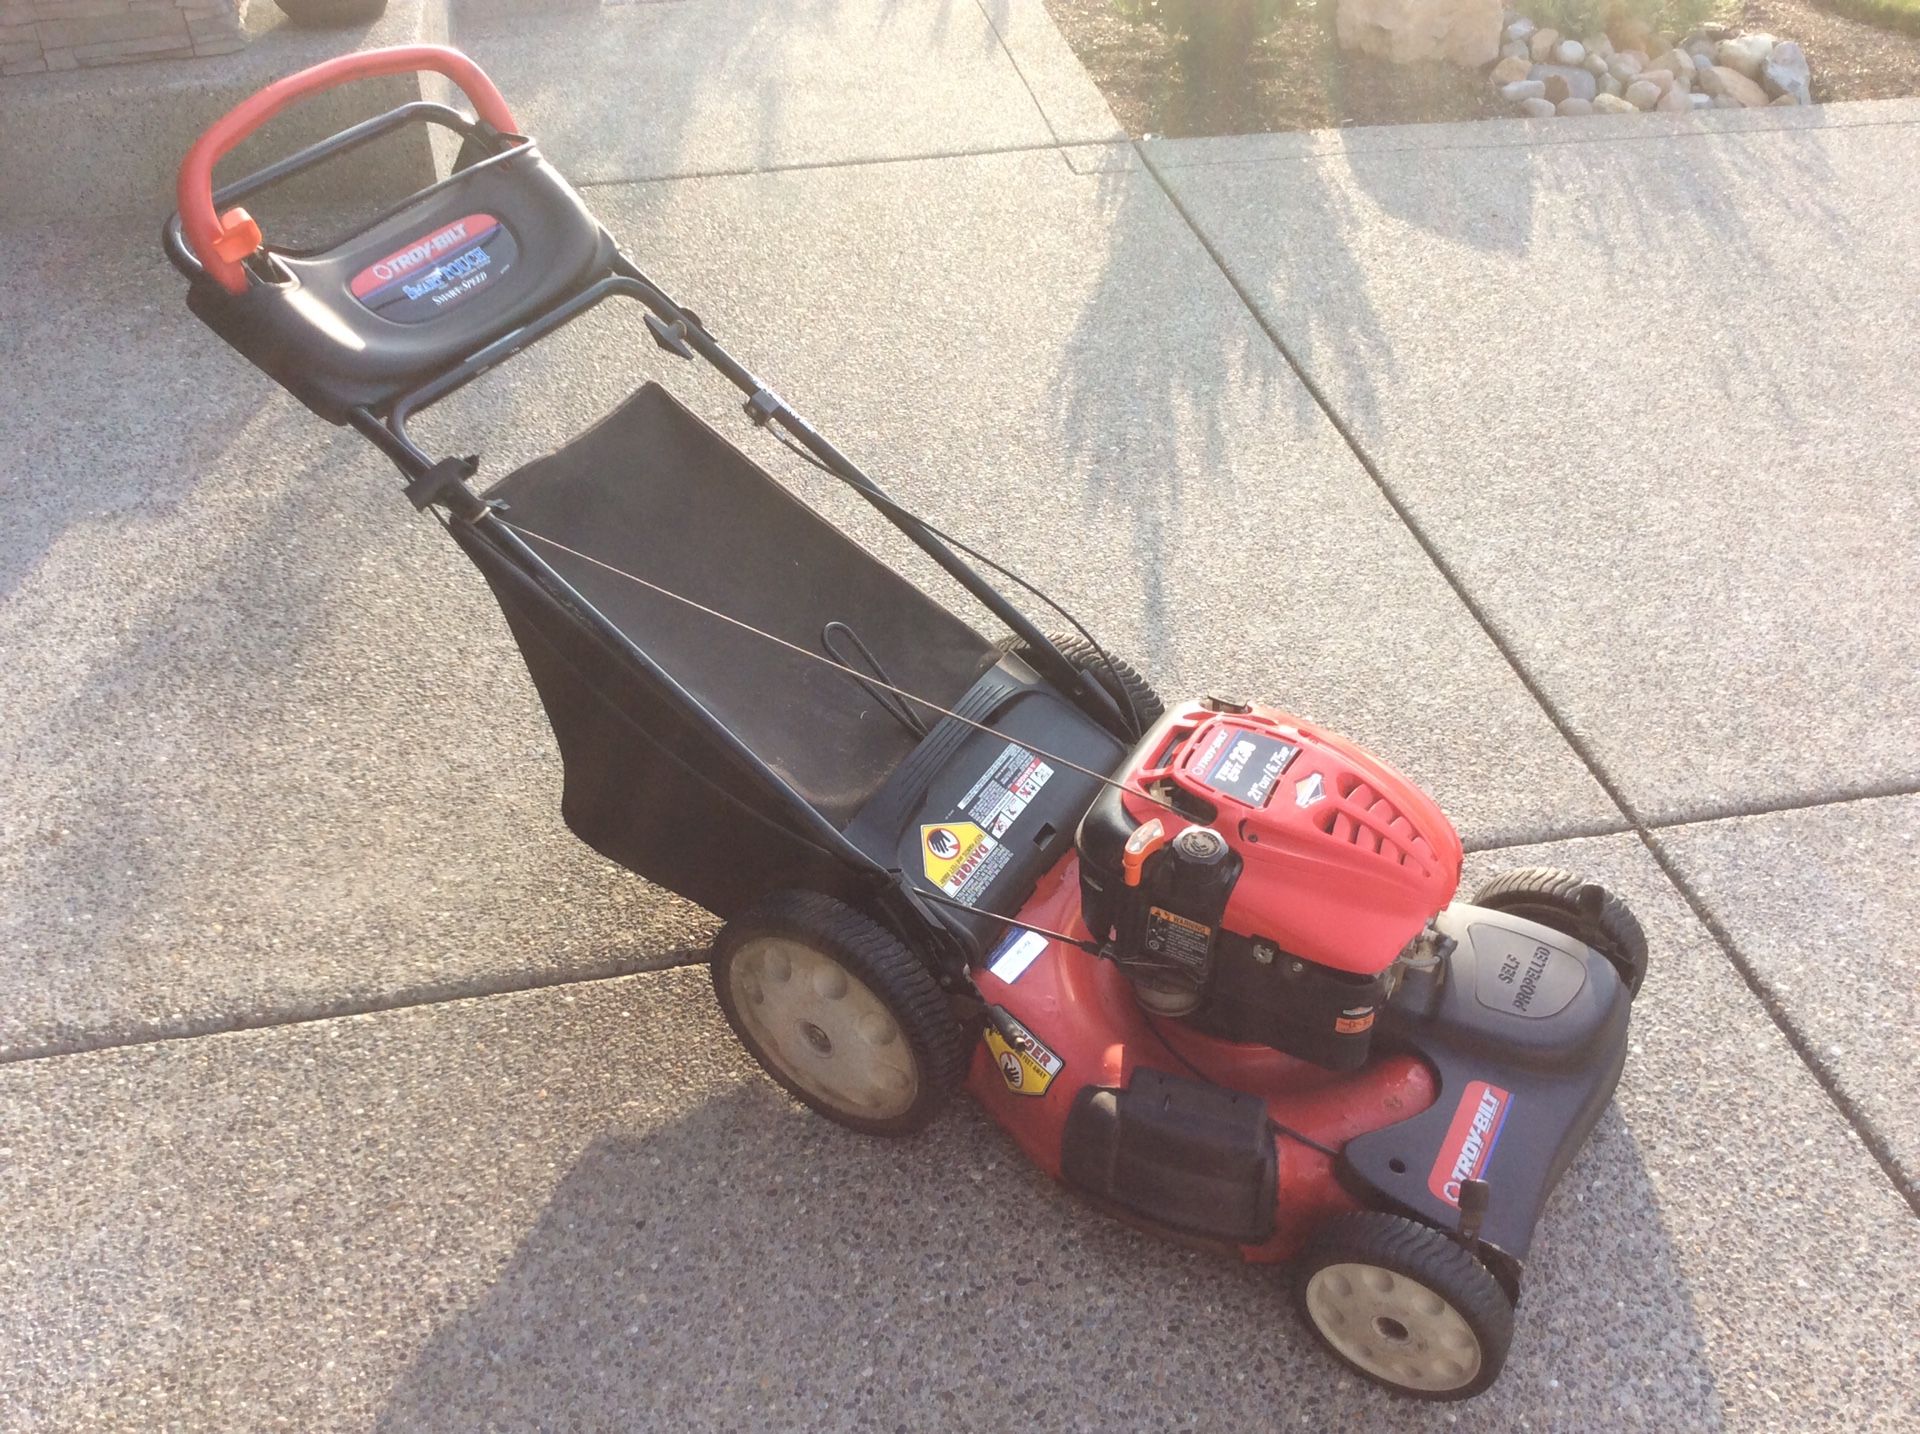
[1532,63,1598,103]
[1648,48,1696,79]
[1491,54,1532,84]
[1558,96,1593,115]
[1656,84,1690,112]
[1336,0,1504,68]
[1506,17,1535,41]
[1530,27,1558,62]
[1501,39,1530,60]
[1711,93,1743,108]
[1519,95,1558,117]
[1499,78,1547,102]
[1554,38,1585,65]
[1600,73,1622,96]
[1625,78,1662,110]
[1763,41,1811,105]
[1592,92,1637,113]
[1608,52,1643,83]
[1587,33,1614,59]
[1690,92,1712,109]
[1701,63,1769,107]
[1584,52,1609,76]
[1715,33,1775,79]
[1771,92,1801,106]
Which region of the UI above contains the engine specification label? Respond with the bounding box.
[348,213,517,324]
[1194,727,1297,808]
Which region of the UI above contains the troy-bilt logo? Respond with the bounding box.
[1428,1080,1512,1207]
[350,215,496,297]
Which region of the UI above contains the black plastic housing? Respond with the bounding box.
[185,140,612,422]
[1184,934,1391,1071]
[1341,902,1635,1275]
[1061,1069,1278,1244]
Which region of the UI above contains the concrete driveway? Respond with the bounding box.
[2,3,1915,1429]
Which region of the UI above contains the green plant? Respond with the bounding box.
[1524,0,1731,44]
[1113,0,1292,66]
[1823,0,1920,35]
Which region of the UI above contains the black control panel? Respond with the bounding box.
[186,142,612,423]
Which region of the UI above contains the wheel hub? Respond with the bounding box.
[726,936,918,1120]
[1304,1261,1482,1393]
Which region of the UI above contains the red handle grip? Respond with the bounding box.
[178,45,517,295]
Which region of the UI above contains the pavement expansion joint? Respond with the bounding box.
[0,950,709,1070]
[566,139,1073,192]
[1133,136,1920,1223]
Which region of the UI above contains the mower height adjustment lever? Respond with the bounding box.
[1454,1177,1491,1248]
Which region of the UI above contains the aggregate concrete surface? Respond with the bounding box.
[1657,793,1920,1192]
[458,0,1122,185]
[0,146,1612,1057]
[1146,105,1920,824]
[2,1,1916,1429]
[3,838,1917,1433]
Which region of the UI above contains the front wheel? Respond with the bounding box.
[710,891,968,1136]
[1296,1213,1514,1400]
[1470,867,1648,998]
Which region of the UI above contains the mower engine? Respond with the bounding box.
[1077,699,1464,1070]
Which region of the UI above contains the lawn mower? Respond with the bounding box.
[164,46,1645,1400]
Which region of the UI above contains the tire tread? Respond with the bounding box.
[711,891,968,1135]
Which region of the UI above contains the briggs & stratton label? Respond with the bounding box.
[349,213,516,323]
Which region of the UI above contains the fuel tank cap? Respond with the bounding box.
[1172,825,1228,863]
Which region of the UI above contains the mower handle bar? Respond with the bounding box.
[176,44,517,296]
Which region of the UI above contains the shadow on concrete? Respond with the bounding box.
[368,1073,1723,1432]
[0,217,704,1057]
[458,0,1012,185]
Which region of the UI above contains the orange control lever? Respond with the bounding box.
[1121,818,1168,887]
[177,45,518,296]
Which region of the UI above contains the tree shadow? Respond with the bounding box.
[370,1065,1723,1431]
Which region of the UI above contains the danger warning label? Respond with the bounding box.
[921,821,1011,903]
[916,743,1055,905]
[984,1008,1063,1097]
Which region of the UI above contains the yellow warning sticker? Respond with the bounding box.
[921,821,1009,902]
[984,1007,1063,1097]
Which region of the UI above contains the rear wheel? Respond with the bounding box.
[710,891,967,1136]
[1000,631,1164,735]
[1470,867,1648,998]
[1296,1213,1513,1400]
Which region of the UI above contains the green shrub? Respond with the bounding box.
[1524,0,1731,45]
[1113,0,1293,64]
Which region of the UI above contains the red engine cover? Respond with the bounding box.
[1120,703,1463,975]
